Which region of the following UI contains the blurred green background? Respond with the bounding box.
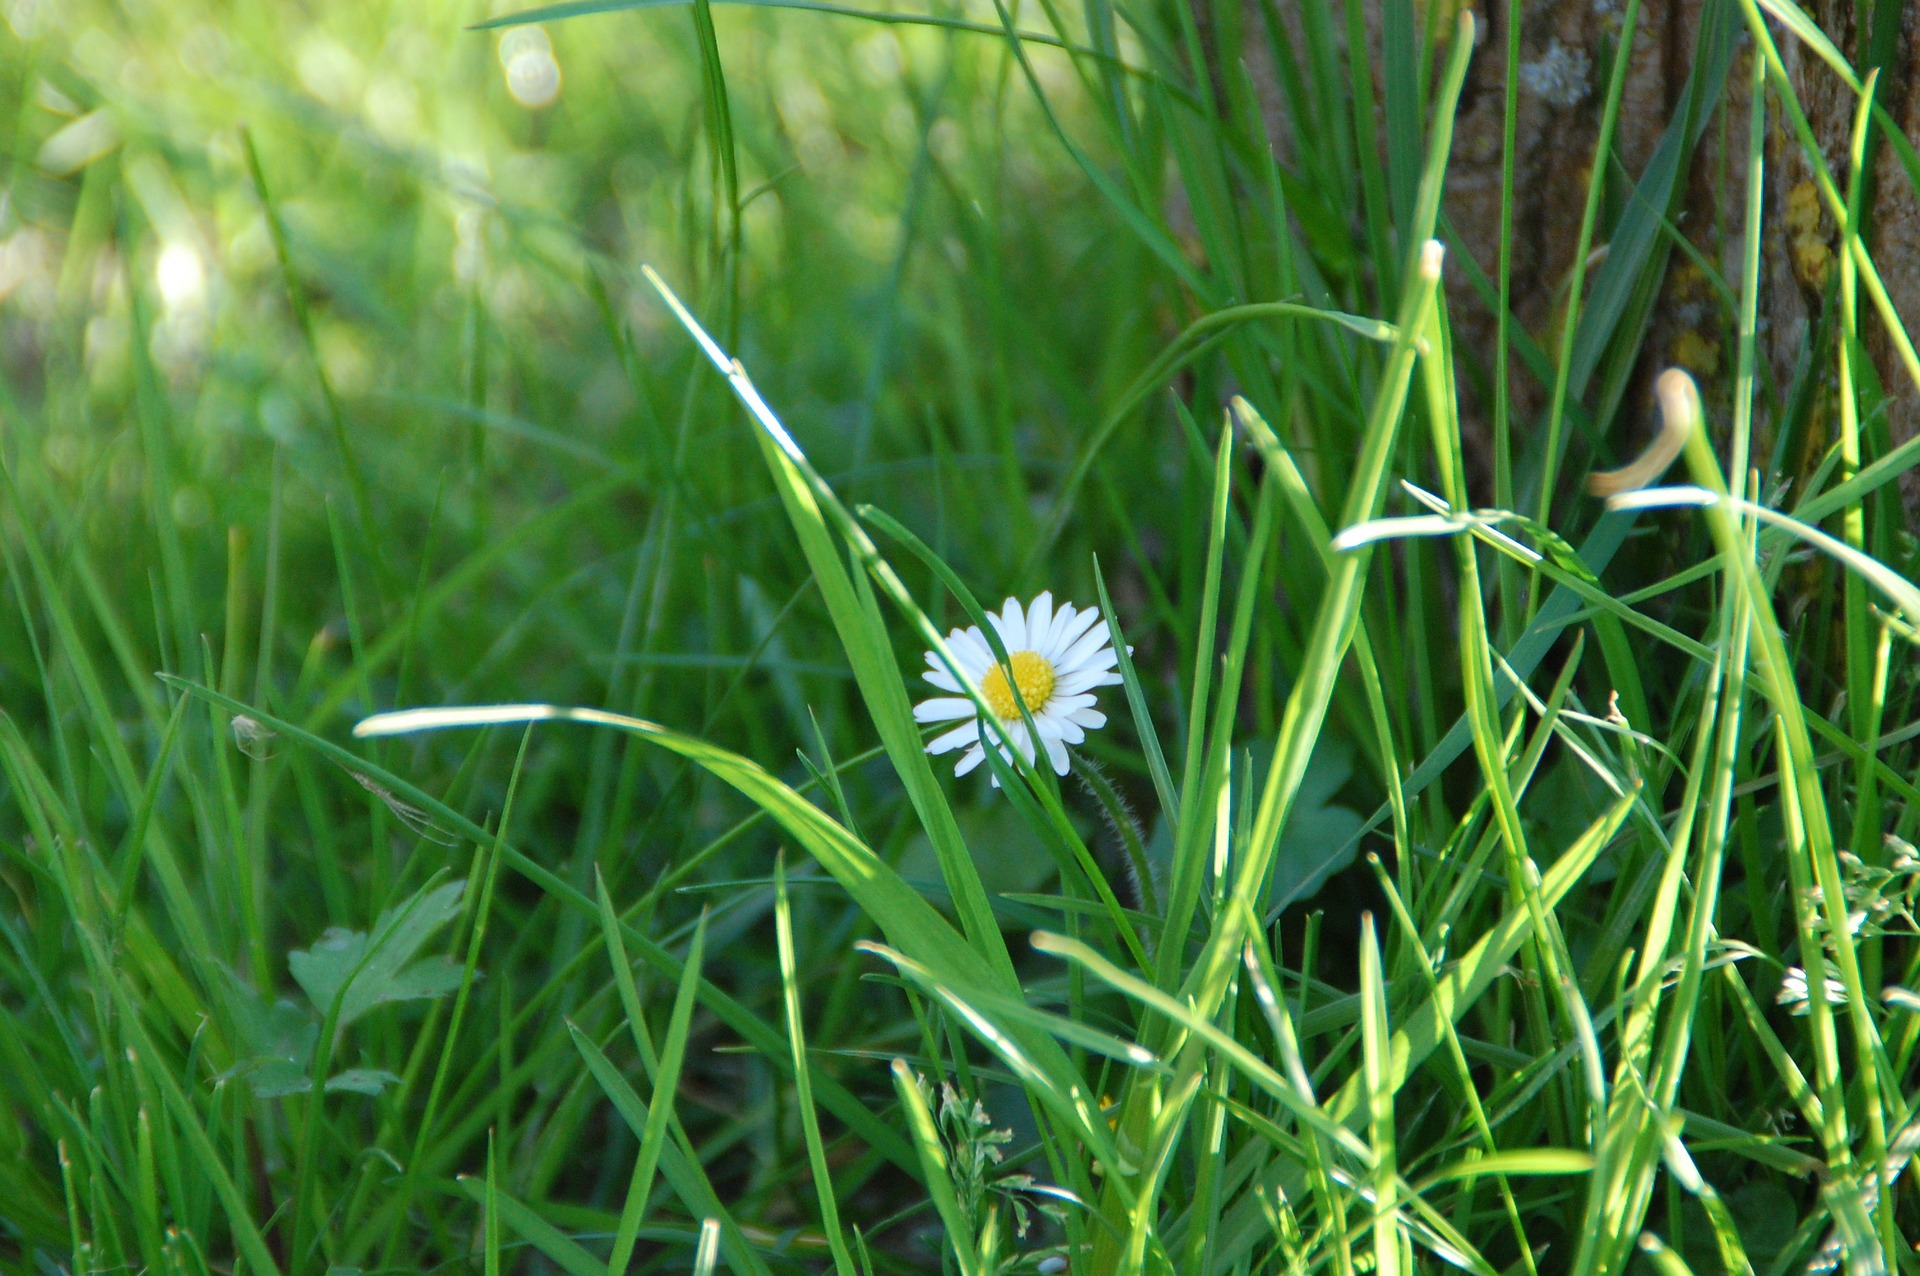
[12,0,1915,1270]
[0,0,1196,889]
[0,0,1216,1263]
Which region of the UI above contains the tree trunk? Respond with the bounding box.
[1245,0,1920,511]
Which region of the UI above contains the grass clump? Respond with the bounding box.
[1,0,1918,1273]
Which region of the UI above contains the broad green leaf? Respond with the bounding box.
[288,880,467,1030]
[227,990,319,1063]
[230,1059,312,1100]
[1255,736,1363,914]
[324,1068,402,1096]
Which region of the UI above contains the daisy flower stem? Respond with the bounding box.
[1093,556,1180,823]
[1072,756,1156,918]
[985,740,1152,972]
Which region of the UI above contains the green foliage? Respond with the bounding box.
[4,0,1920,1271]
[288,879,469,1031]
[219,878,470,1099]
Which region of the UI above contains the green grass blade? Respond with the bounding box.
[641,266,1015,986]
[354,703,1089,1107]
[565,1021,774,1276]
[109,988,282,1276]
[1359,914,1401,1276]
[775,855,859,1276]
[455,1176,604,1276]
[606,907,707,1275]
[889,1057,983,1276]
[1092,556,1178,825]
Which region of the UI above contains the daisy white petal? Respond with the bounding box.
[1028,591,1054,642]
[981,601,1011,651]
[954,746,987,776]
[1068,708,1107,730]
[1073,652,1120,679]
[1049,605,1101,657]
[914,697,975,723]
[1035,601,1069,652]
[951,627,995,672]
[927,721,980,754]
[1004,597,1032,647]
[923,669,964,693]
[1043,735,1070,775]
[1061,627,1114,671]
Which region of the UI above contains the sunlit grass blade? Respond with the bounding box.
[359,702,1016,1005]
[641,265,1017,982]
[1655,1118,1755,1276]
[352,699,1100,1156]
[1650,371,1896,1177]
[1205,782,1636,1272]
[1358,915,1401,1276]
[1119,1068,1203,1274]
[861,939,1161,1076]
[1151,416,1234,993]
[694,1218,722,1276]
[1605,486,1920,632]
[857,939,1138,1172]
[1363,858,1543,1276]
[1224,239,1443,997]
[1031,930,1374,1163]
[890,1057,983,1276]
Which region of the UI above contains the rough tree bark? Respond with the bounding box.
[1242,0,1920,512]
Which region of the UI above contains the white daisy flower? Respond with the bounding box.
[914,592,1122,783]
[1776,966,1846,1016]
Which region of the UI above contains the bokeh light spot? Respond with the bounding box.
[498,27,560,109]
[155,242,205,309]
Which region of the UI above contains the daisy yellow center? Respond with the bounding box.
[981,650,1055,720]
